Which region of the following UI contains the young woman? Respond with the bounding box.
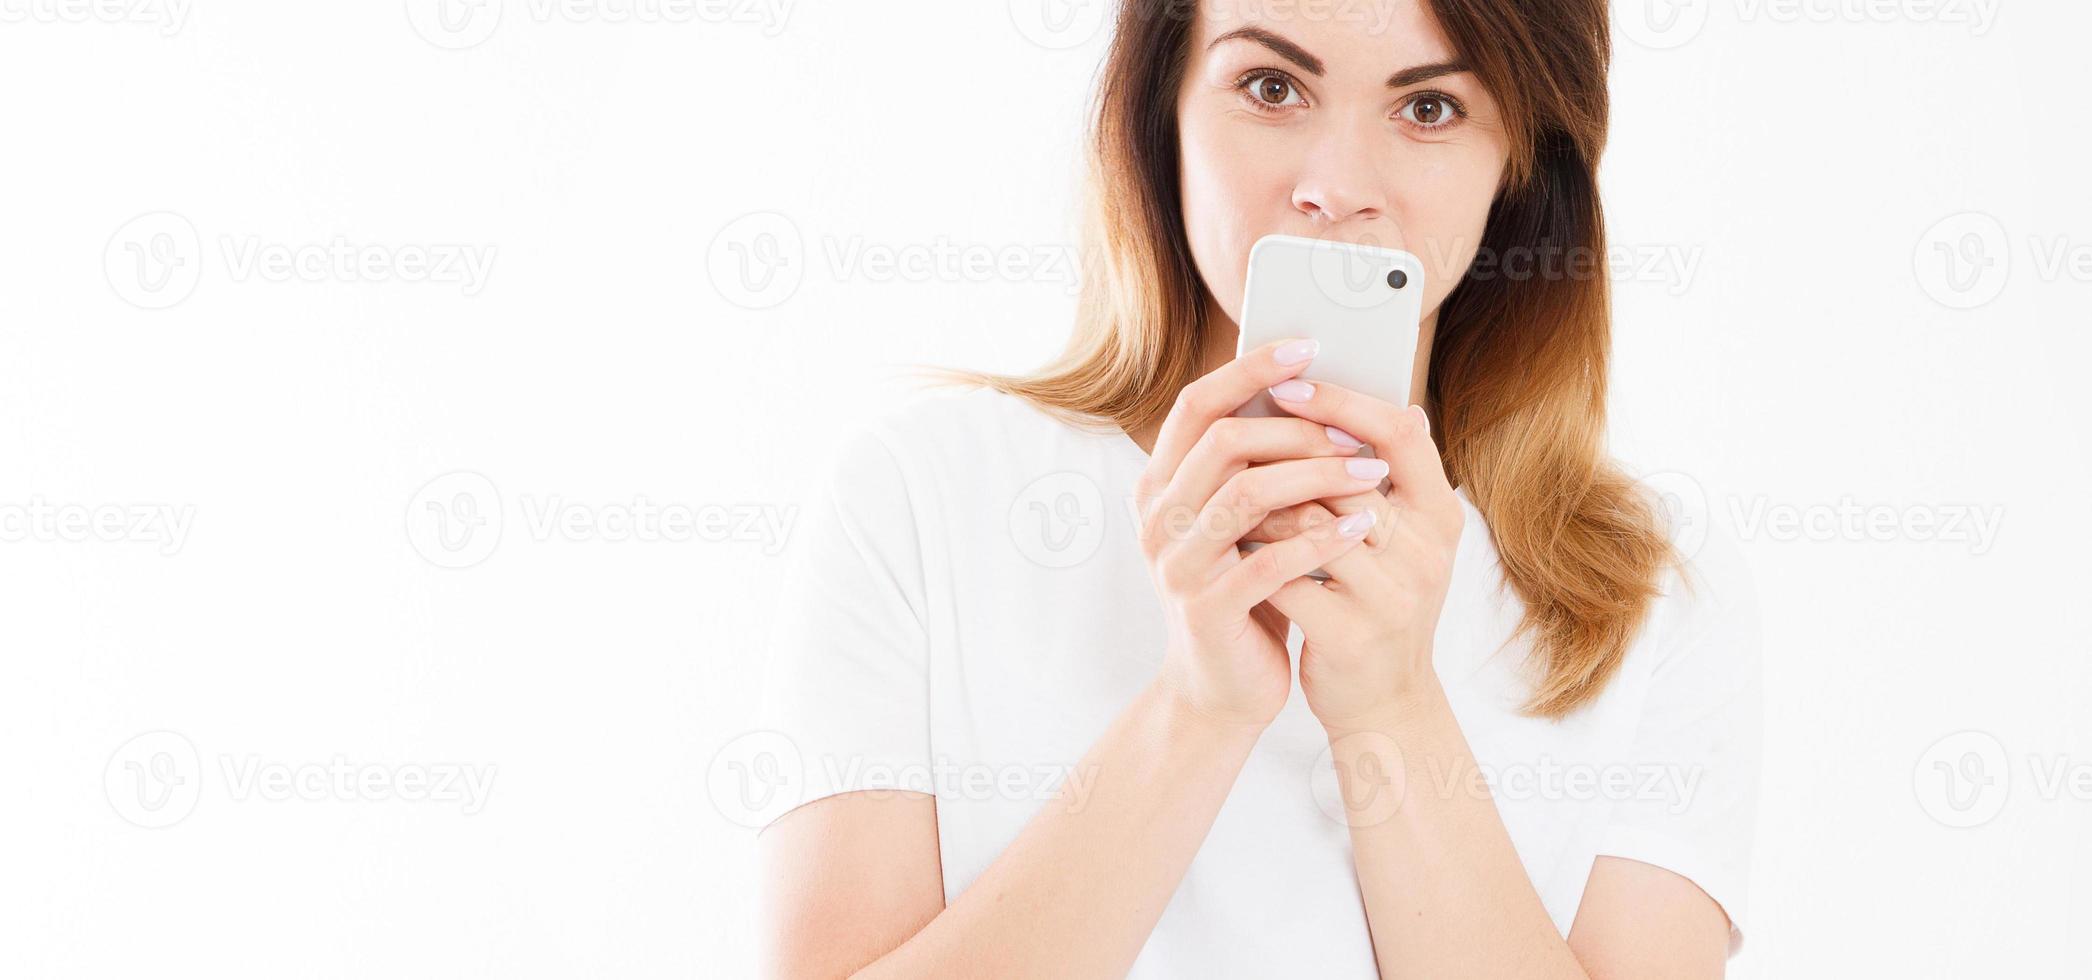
[754,1,1762,976]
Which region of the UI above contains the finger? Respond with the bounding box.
[1296,489,1402,587]
[1241,491,1387,548]
[1239,493,1398,589]
[1264,380,1450,506]
[1211,505,1375,611]
[1263,568,1348,628]
[1238,500,1335,545]
[1138,337,1322,514]
[1160,455,1388,572]
[1149,416,1363,542]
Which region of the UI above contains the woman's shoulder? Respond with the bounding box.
[835,383,1127,476]
[850,383,1046,438]
[794,389,1056,569]
[1631,473,1764,681]
[1447,470,1758,679]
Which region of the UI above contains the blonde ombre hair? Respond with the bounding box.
[916,0,1677,719]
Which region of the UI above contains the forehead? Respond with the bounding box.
[1187,0,1457,69]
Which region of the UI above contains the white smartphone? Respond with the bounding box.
[1231,233,1425,579]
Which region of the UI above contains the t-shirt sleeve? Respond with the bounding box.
[1594,525,1765,958]
[751,421,934,834]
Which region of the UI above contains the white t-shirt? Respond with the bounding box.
[754,386,1763,977]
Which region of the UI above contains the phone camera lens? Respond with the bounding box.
[1386,269,1408,289]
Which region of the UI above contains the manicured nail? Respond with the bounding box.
[1268,379,1314,402]
[1326,425,1365,449]
[1410,404,1429,435]
[1337,510,1377,539]
[1346,458,1389,481]
[1273,339,1319,365]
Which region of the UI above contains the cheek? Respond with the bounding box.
[1177,114,1291,322]
[1396,155,1503,315]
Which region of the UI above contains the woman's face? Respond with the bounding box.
[1175,0,1511,339]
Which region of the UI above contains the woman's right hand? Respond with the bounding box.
[1131,337,1389,732]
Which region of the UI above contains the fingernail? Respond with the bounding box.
[1337,510,1377,539]
[1326,425,1365,449]
[1411,404,1429,435]
[1268,379,1315,402]
[1346,458,1389,481]
[1273,339,1319,365]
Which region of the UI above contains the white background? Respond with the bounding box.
[3,0,2087,977]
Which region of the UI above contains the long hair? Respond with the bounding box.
[913,0,1676,719]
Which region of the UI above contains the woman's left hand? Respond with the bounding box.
[1240,377,1467,732]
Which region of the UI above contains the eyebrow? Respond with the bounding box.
[1206,26,1468,88]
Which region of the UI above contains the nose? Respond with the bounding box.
[1290,132,1390,230]
[1292,181,1383,225]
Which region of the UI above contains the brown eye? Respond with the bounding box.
[1398,93,1462,130]
[1239,71,1305,112]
